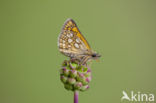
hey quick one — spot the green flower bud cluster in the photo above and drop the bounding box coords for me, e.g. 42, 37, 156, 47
60, 59, 92, 92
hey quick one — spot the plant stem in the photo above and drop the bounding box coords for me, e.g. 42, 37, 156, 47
74, 91, 79, 103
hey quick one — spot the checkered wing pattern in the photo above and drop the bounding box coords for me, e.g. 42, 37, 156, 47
58, 19, 91, 58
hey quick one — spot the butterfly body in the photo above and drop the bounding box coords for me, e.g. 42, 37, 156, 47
58, 19, 100, 65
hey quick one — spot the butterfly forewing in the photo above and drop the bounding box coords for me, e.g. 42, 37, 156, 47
58, 19, 91, 58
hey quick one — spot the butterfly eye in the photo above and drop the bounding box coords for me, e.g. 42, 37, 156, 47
92, 54, 97, 57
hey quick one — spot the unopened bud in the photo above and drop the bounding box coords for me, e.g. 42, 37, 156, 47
60, 75, 68, 83
62, 67, 70, 76
64, 84, 73, 91
74, 82, 83, 89
70, 69, 77, 78
67, 78, 76, 85
80, 85, 89, 91
86, 77, 92, 83
70, 62, 78, 69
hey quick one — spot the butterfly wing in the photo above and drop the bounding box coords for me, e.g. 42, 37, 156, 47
58, 18, 91, 58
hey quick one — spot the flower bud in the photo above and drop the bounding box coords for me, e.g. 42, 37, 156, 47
60, 59, 92, 92
60, 75, 68, 83
85, 68, 91, 77
76, 73, 86, 84
67, 78, 76, 85
80, 85, 89, 91
70, 62, 78, 69
64, 84, 73, 91
62, 67, 70, 76
70, 69, 77, 78
74, 82, 83, 89
86, 77, 92, 83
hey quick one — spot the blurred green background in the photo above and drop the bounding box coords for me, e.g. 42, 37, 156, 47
0, 0, 156, 103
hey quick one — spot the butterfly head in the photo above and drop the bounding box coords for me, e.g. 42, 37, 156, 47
90, 52, 101, 60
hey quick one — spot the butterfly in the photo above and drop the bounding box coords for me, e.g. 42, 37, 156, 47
58, 18, 101, 65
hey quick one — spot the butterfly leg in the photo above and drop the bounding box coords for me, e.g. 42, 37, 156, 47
81, 56, 90, 65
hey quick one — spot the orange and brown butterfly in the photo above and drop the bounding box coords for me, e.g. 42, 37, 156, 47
58, 18, 101, 65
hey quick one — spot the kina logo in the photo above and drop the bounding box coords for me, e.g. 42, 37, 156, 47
121, 90, 154, 102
